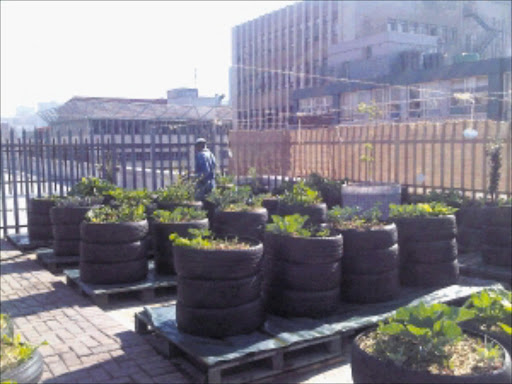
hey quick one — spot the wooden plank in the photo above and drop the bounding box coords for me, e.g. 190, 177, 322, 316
159, 127, 164, 189
131, 121, 137, 189
89, 123, 96, 178
121, 121, 127, 188
100, 121, 106, 180
461, 120, 466, 196
470, 120, 477, 199
151, 127, 157, 191
482, 120, 489, 198
450, 122, 456, 190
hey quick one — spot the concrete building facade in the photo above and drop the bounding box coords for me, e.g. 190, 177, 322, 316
230, 0, 511, 130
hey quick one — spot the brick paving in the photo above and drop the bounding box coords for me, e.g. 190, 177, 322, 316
0, 240, 191, 384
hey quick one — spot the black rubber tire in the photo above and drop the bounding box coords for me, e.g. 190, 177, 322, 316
153, 219, 209, 275
455, 207, 485, 229
342, 270, 400, 303
28, 213, 51, 226
80, 241, 145, 263
177, 274, 261, 309
351, 328, 512, 384
456, 227, 483, 253
52, 224, 81, 240
484, 206, 512, 228
53, 239, 80, 256
0, 349, 44, 384
278, 234, 343, 264
277, 202, 328, 225
340, 224, 397, 253
265, 287, 340, 318
50, 206, 92, 225
80, 258, 148, 285
262, 198, 279, 220
156, 201, 203, 211
266, 258, 341, 291
30, 198, 56, 214
28, 224, 53, 241
212, 209, 268, 241
482, 245, 512, 267
403, 239, 457, 264
176, 299, 265, 339
343, 244, 399, 275
484, 226, 512, 247
174, 241, 263, 280
80, 221, 149, 244
394, 216, 457, 243
400, 260, 459, 287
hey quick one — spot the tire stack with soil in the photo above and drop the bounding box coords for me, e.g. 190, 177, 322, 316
212, 208, 268, 241
174, 239, 265, 338
277, 202, 327, 225
50, 206, 92, 256
28, 198, 56, 242
80, 220, 149, 284
264, 232, 343, 318
339, 224, 400, 303
153, 217, 209, 275
262, 198, 279, 221
455, 207, 484, 254
395, 215, 459, 287
481, 206, 512, 267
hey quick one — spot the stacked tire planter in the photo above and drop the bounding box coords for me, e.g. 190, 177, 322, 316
28, 198, 56, 242
262, 197, 279, 221
481, 205, 512, 267
212, 208, 268, 241
80, 220, 149, 284
351, 327, 512, 384
338, 223, 400, 303
277, 202, 327, 225
264, 231, 343, 318
153, 217, 209, 275
395, 215, 459, 287
50, 206, 92, 256
174, 238, 265, 338
455, 206, 485, 253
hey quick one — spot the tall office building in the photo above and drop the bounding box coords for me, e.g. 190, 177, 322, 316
231, 1, 511, 130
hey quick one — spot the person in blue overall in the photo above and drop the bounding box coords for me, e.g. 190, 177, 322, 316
194, 138, 216, 201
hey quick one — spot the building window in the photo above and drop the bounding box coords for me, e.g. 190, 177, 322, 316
408, 86, 421, 118
411, 22, 419, 34
399, 21, 408, 33
365, 46, 373, 59
388, 19, 397, 32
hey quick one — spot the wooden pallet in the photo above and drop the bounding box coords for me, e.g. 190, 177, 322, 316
135, 310, 348, 384
134, 277, 504, 384
36, 249, 79, 274
6, 233, 51, 252
64, 262, 177, 307
459, 252, 511, 289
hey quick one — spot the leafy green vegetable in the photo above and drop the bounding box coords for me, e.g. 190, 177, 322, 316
328, 203, 383, 230
462, 288, 512, 335
280, 180, 322, 206
154, 177, 195, 203
55, 196, 103, 207
266, 214, 331, 238
169, 228, 250, 250
389, 202, 458, 218
207, 186, 263, 211
68, 177, 116, 198
85, 204, 146, 223
1, 332, 47, 373
107, 188, 152, 207
153, 207, 206, 223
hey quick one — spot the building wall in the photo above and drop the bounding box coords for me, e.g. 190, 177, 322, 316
231, 0, 511, 130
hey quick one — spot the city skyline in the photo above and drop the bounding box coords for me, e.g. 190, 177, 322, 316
1, 0, 296, 117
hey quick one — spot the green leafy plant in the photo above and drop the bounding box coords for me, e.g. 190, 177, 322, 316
389, 202, 458, 218
0, 314, 10, 333
169, 228, 250, 250
328, 203, 383, 230
1, 332, 47, 373
154, 177, 196, 203
360, 143, 375, 181
281, 180, 322, 206
68, 177, 116, 198
153, 207, 206, 223
55, 196, 102, 207
370, 302, 476, 372
462, 288, 512, 336
207, 186, 262, 211
305, 173, 348, 205
486, 138, 504, 203
85, 204, 146, 223
271, 179, 296, 196
215, 173, 235, 187
107, 188, 152, 207
266, 214, 331, 238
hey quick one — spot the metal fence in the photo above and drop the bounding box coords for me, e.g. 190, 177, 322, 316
0, 125, 229, 235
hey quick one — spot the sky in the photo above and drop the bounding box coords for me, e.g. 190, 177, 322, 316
1, 0, 296, 117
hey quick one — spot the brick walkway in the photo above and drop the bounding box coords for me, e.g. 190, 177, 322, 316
0, 240, 191, 384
